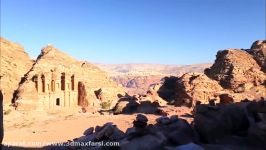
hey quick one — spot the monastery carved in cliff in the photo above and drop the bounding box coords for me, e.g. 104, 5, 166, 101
1, 37, 125, 110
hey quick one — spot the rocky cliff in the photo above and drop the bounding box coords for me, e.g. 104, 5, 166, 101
1, 37, 125, 110
157, 40, 266, 106
0, 37, 33, 104
205, 49, 265, 90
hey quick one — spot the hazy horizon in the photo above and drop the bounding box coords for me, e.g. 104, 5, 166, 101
1, 0, 265, 65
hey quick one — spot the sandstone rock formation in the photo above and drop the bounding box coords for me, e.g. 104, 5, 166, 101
157, 76, 179, 102
113, 97, 161, 115
9, 43, 125, 110
174, 73, 224, 107
205, 49, 265, 90
194, 100, 266, 149
0, 37, 33, 103
155, 40, 266, 106
113, 89, 167, 115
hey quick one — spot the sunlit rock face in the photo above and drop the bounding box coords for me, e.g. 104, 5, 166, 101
155, 40, 266, 106
0, 37, 33, 104
1, 37, 125, 110
174, 73, 224, 107
205, 49, 265, 90
203, 41, 266, 102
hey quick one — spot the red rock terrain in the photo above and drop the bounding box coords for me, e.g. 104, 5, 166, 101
111, 75, 164, 95
1, 38, 266, 150
44, 40, 266, 150
1, 37, 125, 110
153, 40, 266, 107
97, 64, 211, 95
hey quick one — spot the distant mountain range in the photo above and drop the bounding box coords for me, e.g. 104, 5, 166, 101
96, 63, 212, 95
96, 63, 212, 76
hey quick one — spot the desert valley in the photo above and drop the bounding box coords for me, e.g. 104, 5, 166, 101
0, 37, 266, 149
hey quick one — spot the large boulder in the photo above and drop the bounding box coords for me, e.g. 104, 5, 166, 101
174, 73, 224, 107
113, 99, 139, 114
113, 93, 164, 115
246, 100, 266, 149
157, 76, 179, 102
146, 84, 168, 106
205, 49, 265, 90
194, 104, 250, 143
120, 132, 167, 150
136, 101, 160, 114
94, 122, 125, 141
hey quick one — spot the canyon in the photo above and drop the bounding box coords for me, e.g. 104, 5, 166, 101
97, 63, 211, 95
0, 37, 266, 150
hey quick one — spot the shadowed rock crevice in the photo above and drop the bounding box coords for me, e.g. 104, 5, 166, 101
78, 82, 88, 108
248, 40, 266, 72
157, 76, 178, 101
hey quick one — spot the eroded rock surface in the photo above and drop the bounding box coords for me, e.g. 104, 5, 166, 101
174, 73, 224, 106
205, 49, 265, 90
11, 44, 125, 110
0, 37, 33, 103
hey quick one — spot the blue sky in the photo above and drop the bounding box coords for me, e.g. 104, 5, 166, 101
1, 0, 265, 64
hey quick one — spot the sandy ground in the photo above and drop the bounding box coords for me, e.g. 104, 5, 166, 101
2, 106, 193, 148
2, 108, 159, 147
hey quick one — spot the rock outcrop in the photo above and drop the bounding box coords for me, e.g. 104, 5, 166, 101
0, 37, 33, 103
154, 40, 266, 106
113, 87, 167, 115
157, 76, 179, 102
174, 73, 224, 106
10, 43, 125, 110
248, 40, 266, 71
194, 100, 266, 149
205, 49, 265, 90
113, 96, 163, 115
